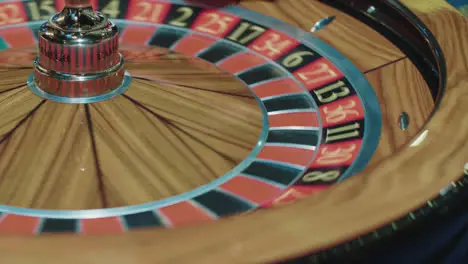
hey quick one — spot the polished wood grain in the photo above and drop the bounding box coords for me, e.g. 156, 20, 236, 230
240, 0, 404, 72
408, 2, 468, 91
0, 102, 101, 209
0, 48, 36, 68
240, 1, 434, 166
0, 0, 466, 263
366, 58, 434, 165
0, 87, 43, 137
123, 47, 257, 98
0, 47, 263, 209
1, 68, 467, 264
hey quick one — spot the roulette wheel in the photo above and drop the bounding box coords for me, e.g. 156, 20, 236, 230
0, 0, 465, 263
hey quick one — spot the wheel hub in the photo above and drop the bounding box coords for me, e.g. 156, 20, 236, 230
28, 0, 128, 102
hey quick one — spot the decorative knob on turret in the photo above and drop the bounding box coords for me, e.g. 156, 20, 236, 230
32, 0, 125, 99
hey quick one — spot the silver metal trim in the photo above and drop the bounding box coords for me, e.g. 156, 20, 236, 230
33, 54, 124, 81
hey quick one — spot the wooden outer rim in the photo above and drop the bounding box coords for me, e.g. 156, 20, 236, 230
1, 0, 467, 263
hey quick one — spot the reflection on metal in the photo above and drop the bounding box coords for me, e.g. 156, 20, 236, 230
439, 182, 456, 196
399, 112, 410, 130
409, 130, 428, 147
311, 16, 336, 32
367, 6, 376, 14
30, 2, 125, 102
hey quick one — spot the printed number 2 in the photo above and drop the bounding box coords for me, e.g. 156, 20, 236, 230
169, 7, 193, 27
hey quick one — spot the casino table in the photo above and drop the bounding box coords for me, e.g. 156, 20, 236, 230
0, 0, 466, 263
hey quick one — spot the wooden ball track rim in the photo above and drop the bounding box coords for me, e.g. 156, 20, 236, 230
299, 0, 452, 261
1, 0, 467, 263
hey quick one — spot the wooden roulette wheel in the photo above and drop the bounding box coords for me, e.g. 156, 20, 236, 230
0, 0, 465, 262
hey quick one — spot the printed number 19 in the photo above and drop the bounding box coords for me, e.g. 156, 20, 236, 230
102, 0, 120, 18
26, 1, 55, 20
